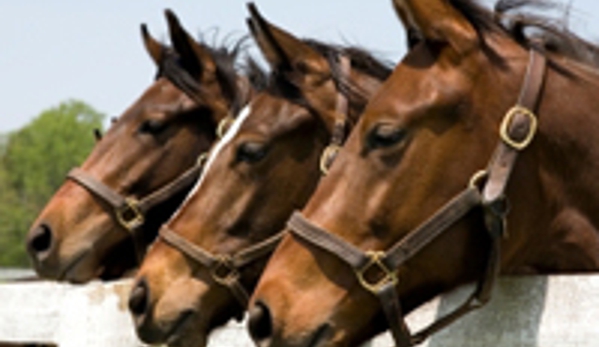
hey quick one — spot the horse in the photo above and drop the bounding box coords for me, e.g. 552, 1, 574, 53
25, 9, 257, 283
126, 4, 392, 347
247, 0, 599, 346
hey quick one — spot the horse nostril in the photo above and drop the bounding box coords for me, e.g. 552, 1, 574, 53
248, 301, 274, 345
129, 278, 150, 317
27, 223, 54, 257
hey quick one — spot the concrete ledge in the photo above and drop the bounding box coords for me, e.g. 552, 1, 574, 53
0, 275, 598, 346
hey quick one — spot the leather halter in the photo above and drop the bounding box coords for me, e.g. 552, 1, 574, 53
288, 49, 547, 347
65, 53, 224, 263
157, 54, 354, 311
160, 226, 285, 310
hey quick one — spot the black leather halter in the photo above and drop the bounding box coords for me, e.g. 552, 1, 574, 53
288, 49, 547, 346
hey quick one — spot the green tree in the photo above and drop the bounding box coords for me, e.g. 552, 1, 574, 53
0, 100, 104, 267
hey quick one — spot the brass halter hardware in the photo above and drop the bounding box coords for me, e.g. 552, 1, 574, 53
500, 106, 538, 150
355, 251, 398, 293
469, 170, 488, 190
115, 198, 145, 232
197, 152, 208, 166
320, 145, 341, 176
217, 116, 235, 138
210, 255, 241, 286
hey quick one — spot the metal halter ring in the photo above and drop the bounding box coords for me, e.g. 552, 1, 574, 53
355, 251, 398, 294
500, 106, 538, 150
115, 197, 144, 231
217, 116, 235, 139
197, 152, 208, 166
469, 170, 488, 190
319, 145, 341, 176
211, 255, 240, 286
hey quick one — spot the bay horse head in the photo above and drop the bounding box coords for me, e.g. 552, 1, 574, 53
248, 0, 599, 346
127, 4, 391, 347
26, 10, 253, 282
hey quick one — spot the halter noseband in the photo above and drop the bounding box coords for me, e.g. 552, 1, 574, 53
157, 54, 354, 310
288, 49, 547, 347
65, 53, 227, 264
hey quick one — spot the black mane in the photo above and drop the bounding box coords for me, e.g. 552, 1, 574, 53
157, 34, 267, 117
265, 39, 393, 126
451, 0, 599, 65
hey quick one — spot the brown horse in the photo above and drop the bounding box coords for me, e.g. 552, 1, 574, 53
127, 4, 391, 347
26, 10, 255, 283
248, 0, 599, 346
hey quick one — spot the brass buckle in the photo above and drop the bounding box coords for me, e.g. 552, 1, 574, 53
469, 170, 488, 190
217, 116, 234, 139
211, 255, 240, 286
500, 106, 538, 150
116, 198, 144, 231
197, 152, 208, 166
319, 145, 341, 176
355, 251, 398, 293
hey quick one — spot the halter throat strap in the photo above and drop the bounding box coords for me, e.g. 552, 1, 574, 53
288, 49, 547, 347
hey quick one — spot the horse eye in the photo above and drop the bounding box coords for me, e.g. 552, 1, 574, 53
138, 119, 167, 135
407, 28, 424, 50
236, 142, 268, 163
368, 125, 406, 149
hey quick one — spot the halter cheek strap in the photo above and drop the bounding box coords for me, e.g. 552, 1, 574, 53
288, 49, 547, 347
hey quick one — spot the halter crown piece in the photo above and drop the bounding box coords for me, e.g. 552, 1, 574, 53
289, 49, 547, 347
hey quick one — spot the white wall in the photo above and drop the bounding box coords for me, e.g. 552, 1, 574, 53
0, 276, 598, 347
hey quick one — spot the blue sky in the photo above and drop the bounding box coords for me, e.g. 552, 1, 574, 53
1, 0, 598, 133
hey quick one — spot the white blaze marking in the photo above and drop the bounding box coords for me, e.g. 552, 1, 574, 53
168, 105, 253, 221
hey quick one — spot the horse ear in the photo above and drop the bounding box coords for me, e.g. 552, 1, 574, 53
392, 0, 477, 53
246, 3, 328, 77
141, 24, 163, 66
164, 9, 217, 80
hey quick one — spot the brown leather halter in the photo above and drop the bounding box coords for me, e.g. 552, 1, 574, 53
66, 51, 225, 263
157, 54, 353, 311
288, 49, 547, 347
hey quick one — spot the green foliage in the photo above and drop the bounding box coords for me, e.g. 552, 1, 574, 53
0, 100, 104, 267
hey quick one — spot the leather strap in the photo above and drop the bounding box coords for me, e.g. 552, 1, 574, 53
136, 161, 205, 215
484, 51, 546, 202
159, 226, 285, 309
66, 155, 207, 263
286, 49, 547, 347
67, 168, 128, 212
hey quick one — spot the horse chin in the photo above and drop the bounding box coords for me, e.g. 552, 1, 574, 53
164, 311, 208, 347
57, 248, 102, 283
301, 323, 335, 347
